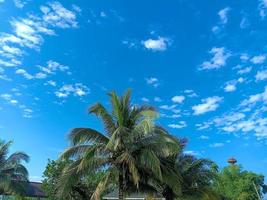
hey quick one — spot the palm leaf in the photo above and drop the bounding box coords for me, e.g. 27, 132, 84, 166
69, 128, 109, 145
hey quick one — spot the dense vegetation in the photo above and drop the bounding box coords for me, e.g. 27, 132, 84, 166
1, 90, 266, 200
0, 140, 29, 198
41, 90, 266, 200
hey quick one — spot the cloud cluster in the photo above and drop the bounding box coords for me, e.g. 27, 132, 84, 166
197, 87, 267, 141
0, 1, 80, 72
55, 83, 90, 98
199, 47, 230, 70
145, 77, 159, 88
192, 96, 223, 115
15, 60, 70, 80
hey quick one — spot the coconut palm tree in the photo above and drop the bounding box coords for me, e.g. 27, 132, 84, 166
58, 90, 180, 200
133, 150, 218, 200
174, 154, 218, 200
0, 140, 29, 195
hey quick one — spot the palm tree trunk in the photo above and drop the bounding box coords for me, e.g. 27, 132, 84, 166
162, 187, 173, 200
118, 171, 124, 200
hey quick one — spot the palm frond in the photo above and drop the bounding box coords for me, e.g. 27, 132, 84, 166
139, 149, 162, 181
109, 91, 124, 126
69, 128, 109, 145
89, 103, 116, 134
90, 170, 113, 200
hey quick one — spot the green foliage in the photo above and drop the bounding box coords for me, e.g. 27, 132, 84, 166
213, 164, 266, 200
58, 89, 181, 200
0, 140, 29, 196
42, 159, 106, 200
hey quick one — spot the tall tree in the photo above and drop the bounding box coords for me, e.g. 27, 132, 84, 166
58, 90, 180, 200
0, 140, 29, 196
134, 149, 219, 200
212, 164, 266, 200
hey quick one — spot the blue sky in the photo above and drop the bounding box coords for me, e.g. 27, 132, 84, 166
0, 0, 267, 182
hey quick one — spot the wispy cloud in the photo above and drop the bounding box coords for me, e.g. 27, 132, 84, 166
259, 0, 267, 18
212, 7, 230, 34
13, 0, 30, 8
192, 96, 223, 115
218, 7, 230, 24
168, 121, 187, 129
210, 142, 224, 148
199, 135, 209, 140
145, 77, 159, 88
255, 70, 267, 81
40, 2, 80, 28
0, 1, 80, 72
199, 47, 230, 70
15, 60, 70, 80
237, 66, 252, 74
141, 97, 149, 102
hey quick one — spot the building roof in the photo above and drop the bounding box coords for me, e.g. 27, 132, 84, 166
103, 189, 164, 200
24, 182, 46, 198
3, 182, 46, 198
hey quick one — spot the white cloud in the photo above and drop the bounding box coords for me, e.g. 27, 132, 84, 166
211, 26, 220, 34
0, 58, 21, 67
0, 93, 18, 105
196, 122, 211, 130
168, 121, 187, 129
251, 55, 266, 64
13, 0, 29, 8
39, 60, 69, 74
171, 95, 185, 103
224, 82, 236, 92
55, 83, 89, 98
100, 11, 107, 18
141, 97, 149, 102
159, 104, 180, 114
237, 66, 252, 74
41, 2, 79, 28
145, 77, 159, 88
46, 80, 56, 86
15, 69, 34, 79
154, 97, 162, 102
192, 96, 223, 115
223, 78, 244, 92
184, 89, 197, 97
142, 37, 170, 51
218, 7, 230, 24
0, 2, 79, 70
210, 143, 224, 148
23, 108, 33, 118
199, 135, 209, 140
184, 150, 200, 156
199, 47, 230, 70
240, 54, 250, 61
2, 45, 22, 56
256, 70, 267, 81
15, 61, 69, 80
259, 0, 267, 18
240, 17, 249, 29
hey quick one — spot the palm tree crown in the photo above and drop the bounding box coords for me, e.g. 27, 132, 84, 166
58, 90, 180, 200
0, 140, 29, 195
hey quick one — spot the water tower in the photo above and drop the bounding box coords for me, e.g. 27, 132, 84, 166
227, 157, 237, 165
